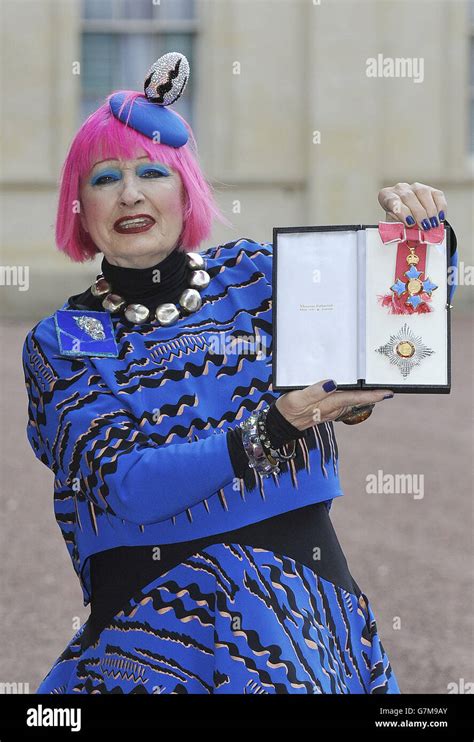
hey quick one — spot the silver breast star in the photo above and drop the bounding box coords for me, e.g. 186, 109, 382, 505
376, 322, 434, 378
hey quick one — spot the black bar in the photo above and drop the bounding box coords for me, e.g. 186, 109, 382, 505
0, 692, 472, 736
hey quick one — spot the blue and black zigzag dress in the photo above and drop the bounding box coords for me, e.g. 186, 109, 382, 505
21, 235, 432, 695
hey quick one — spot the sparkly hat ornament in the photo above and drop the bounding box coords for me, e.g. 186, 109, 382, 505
109, 52, 190, 147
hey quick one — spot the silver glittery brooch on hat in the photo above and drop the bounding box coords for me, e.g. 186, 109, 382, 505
144, 52, 190, 105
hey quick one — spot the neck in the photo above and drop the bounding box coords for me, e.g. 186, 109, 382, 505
100, 247, 189, 306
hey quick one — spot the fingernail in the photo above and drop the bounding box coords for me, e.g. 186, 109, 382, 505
406, 216, 415, 225
383, 393, 394, 399
438, 210, 445, 221
421, 219, 431, 230
323, 380, 337, 392
430, 216, 439, 228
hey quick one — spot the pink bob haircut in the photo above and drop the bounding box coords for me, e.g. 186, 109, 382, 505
55, 90, 232, 262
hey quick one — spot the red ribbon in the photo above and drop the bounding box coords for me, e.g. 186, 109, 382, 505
377, 222, 444, 314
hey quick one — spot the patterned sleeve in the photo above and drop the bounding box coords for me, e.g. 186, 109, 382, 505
22, 319, 237, 526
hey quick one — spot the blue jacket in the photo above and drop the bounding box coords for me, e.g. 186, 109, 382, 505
22, 239, 343, 607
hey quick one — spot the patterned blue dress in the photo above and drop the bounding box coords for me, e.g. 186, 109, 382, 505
22, 235, 443, 695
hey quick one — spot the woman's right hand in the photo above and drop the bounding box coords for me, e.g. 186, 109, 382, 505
275, 379, 394, 431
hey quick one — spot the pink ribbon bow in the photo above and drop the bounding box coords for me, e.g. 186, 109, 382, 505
378, 221, 444, 245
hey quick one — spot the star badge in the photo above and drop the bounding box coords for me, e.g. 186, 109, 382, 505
376, 323, 435, 378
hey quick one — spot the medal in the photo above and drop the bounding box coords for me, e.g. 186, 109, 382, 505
376, 323, 434, 378
390, 243, 438, 310
377, 222, 444, 315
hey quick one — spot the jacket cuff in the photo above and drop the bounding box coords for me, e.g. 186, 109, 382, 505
265, 401, 305, 449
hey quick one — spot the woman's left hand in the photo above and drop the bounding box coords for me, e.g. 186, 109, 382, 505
378, 182, 447, 230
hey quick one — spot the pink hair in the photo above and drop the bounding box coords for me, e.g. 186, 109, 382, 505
55, 90, 232, 262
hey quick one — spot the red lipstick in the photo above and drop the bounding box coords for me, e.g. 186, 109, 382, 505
114, 214, 156, 234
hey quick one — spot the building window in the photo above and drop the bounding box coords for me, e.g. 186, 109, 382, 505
80, 0, 196, 128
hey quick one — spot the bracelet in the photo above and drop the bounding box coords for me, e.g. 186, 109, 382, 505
257, 406, 297, 463
240, 410, 280, 477
238, 406, 297, 477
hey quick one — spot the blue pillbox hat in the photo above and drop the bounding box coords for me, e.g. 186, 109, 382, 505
109, 52, 190, 148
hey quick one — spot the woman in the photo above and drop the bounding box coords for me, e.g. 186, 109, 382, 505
22, 53, 457, 695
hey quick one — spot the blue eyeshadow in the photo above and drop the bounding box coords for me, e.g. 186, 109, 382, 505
136, 164, 170, 176
90, 163, 171, 185
90, 169, 121, 185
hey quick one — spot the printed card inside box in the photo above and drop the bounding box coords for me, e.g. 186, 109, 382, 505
272, 223, 451, 393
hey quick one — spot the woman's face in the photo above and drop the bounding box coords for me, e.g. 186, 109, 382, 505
79, 151, 185, 269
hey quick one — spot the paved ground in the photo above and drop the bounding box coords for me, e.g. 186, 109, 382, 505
1, 312, 472, 694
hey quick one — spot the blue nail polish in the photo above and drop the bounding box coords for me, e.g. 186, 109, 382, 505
422, 219, 431, 230
406, 216, 415, 225
430, 216, 439, 228
383, 393, 394, 399
323, 380, 337, 392
438, 210, 445, 221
